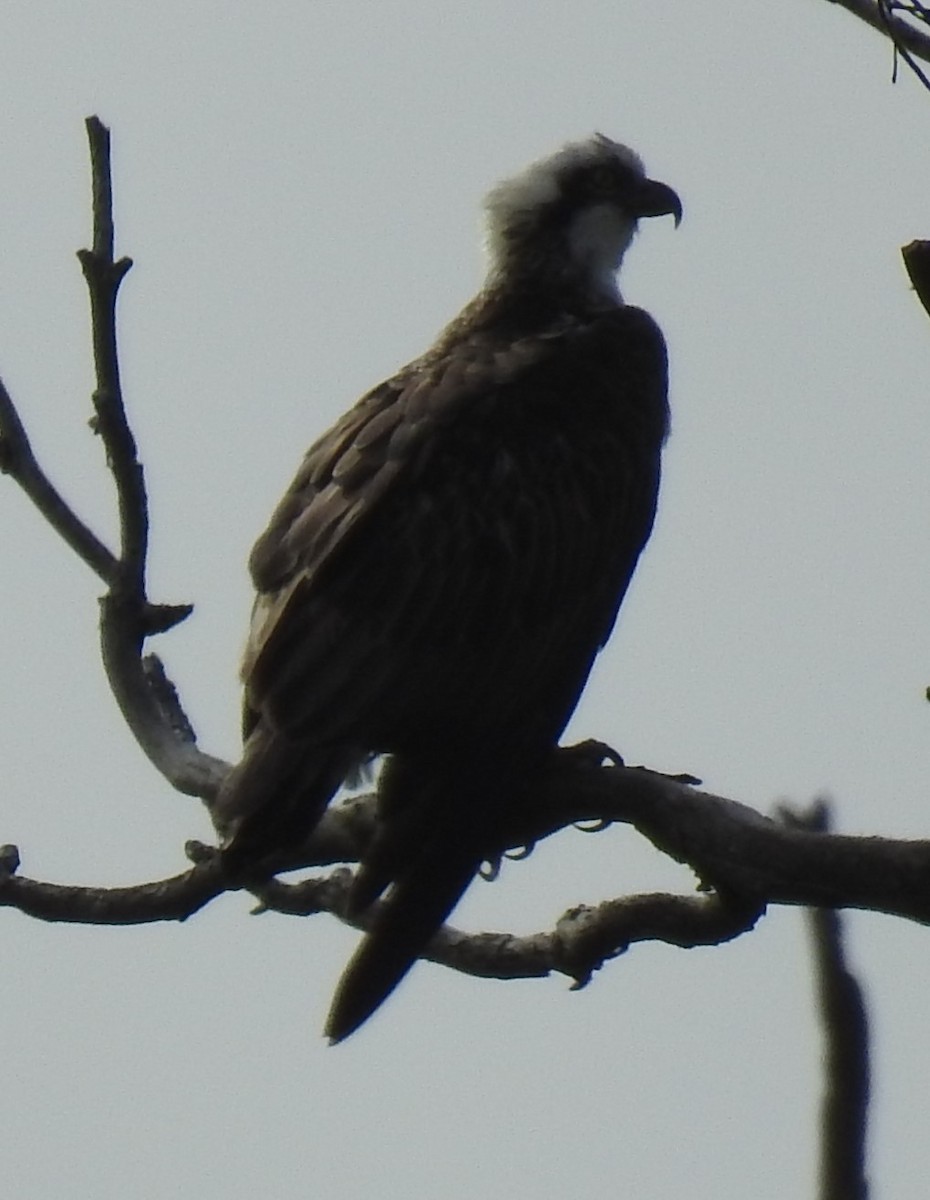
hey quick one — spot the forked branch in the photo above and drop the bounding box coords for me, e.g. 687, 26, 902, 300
0, 117, 227, 801
825, 0, 930, 79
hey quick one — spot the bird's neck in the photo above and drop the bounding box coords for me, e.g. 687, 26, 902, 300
447, 266, 622, 343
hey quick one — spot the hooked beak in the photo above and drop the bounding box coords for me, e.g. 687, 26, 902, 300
630, 177, 683, 227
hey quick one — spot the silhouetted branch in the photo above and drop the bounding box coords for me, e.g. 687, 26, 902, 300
75, 117, 228, 800
783, 801, 871, 1200
0, 116, 227, 802
825, 0, 930, 71
0, 844, 226, 924
538, 763, 930, 924
1, 757, 928, 1005
77, 117, 146, 588
250, 869, 764, 985
195, 757, 930, 925
0, 378, 118, 581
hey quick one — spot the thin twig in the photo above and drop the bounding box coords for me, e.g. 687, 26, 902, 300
76, 117, 147, 591
0, 378, 119, 582
878, 0, 930, 88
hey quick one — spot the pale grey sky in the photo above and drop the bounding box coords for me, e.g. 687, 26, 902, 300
1, 3, 929, 1197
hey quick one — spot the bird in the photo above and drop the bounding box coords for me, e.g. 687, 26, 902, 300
212, 133, 681, 1043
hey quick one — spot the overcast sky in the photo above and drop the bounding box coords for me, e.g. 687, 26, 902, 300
1, 3, 929, 1198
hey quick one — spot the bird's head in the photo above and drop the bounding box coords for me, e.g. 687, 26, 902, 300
483, 134, 681, 300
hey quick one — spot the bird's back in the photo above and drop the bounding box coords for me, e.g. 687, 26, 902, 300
244, 303, 668, 762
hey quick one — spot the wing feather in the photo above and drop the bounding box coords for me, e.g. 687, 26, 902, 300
244, 306, 668, 753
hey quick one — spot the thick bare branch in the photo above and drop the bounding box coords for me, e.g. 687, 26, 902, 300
784, 801, 871, 1200
211, 758, 930, 929
811, 905, 871, 1200
534, 763, 930, 924
97, 589, 229, 799
2, 758, 928, 1000
0, 831, 760, 987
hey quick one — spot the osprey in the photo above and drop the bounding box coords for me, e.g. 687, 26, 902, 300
214, 134, 681, 1043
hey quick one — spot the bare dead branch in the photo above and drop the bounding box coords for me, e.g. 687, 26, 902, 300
825, 0, 930, 68
811, 905, 871, 1200
0, 378, 119, 581
67, 116, 228, 801
783, 801, 871, 1200
880, 0, 930, 88
536, 763, 930, 925
1, 755, 928, 1008
0, 117, 225, 801
0, 845, 226, 924
77, 117, 146, 590
97, 587, 229, 800
249, 870, 764, 985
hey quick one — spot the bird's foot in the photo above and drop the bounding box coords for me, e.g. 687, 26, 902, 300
554, 738, 625, 770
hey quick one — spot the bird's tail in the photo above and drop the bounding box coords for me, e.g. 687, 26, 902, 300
324, 758, 498, 1044
325, 848, 479, 1044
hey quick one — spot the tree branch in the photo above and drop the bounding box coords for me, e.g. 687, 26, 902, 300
824, 0, 930, 68
0, 844, 227, 924
533, 762, 930, 924
1, 118, 226, 801
0, 377, 119, 581
1, 759, 928, 999
77, 117, 147, 592
71, 117, 228, 799
783, 801, 871, 1200
811, 908, 871, 1200
249, 868, 764, 986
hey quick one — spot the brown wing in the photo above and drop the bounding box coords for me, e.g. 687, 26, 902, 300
243, 305, 668, 756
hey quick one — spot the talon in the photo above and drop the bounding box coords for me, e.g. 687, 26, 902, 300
573, 818, 612, 833
480, 857, 502, 881
504, 841, 536, 861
